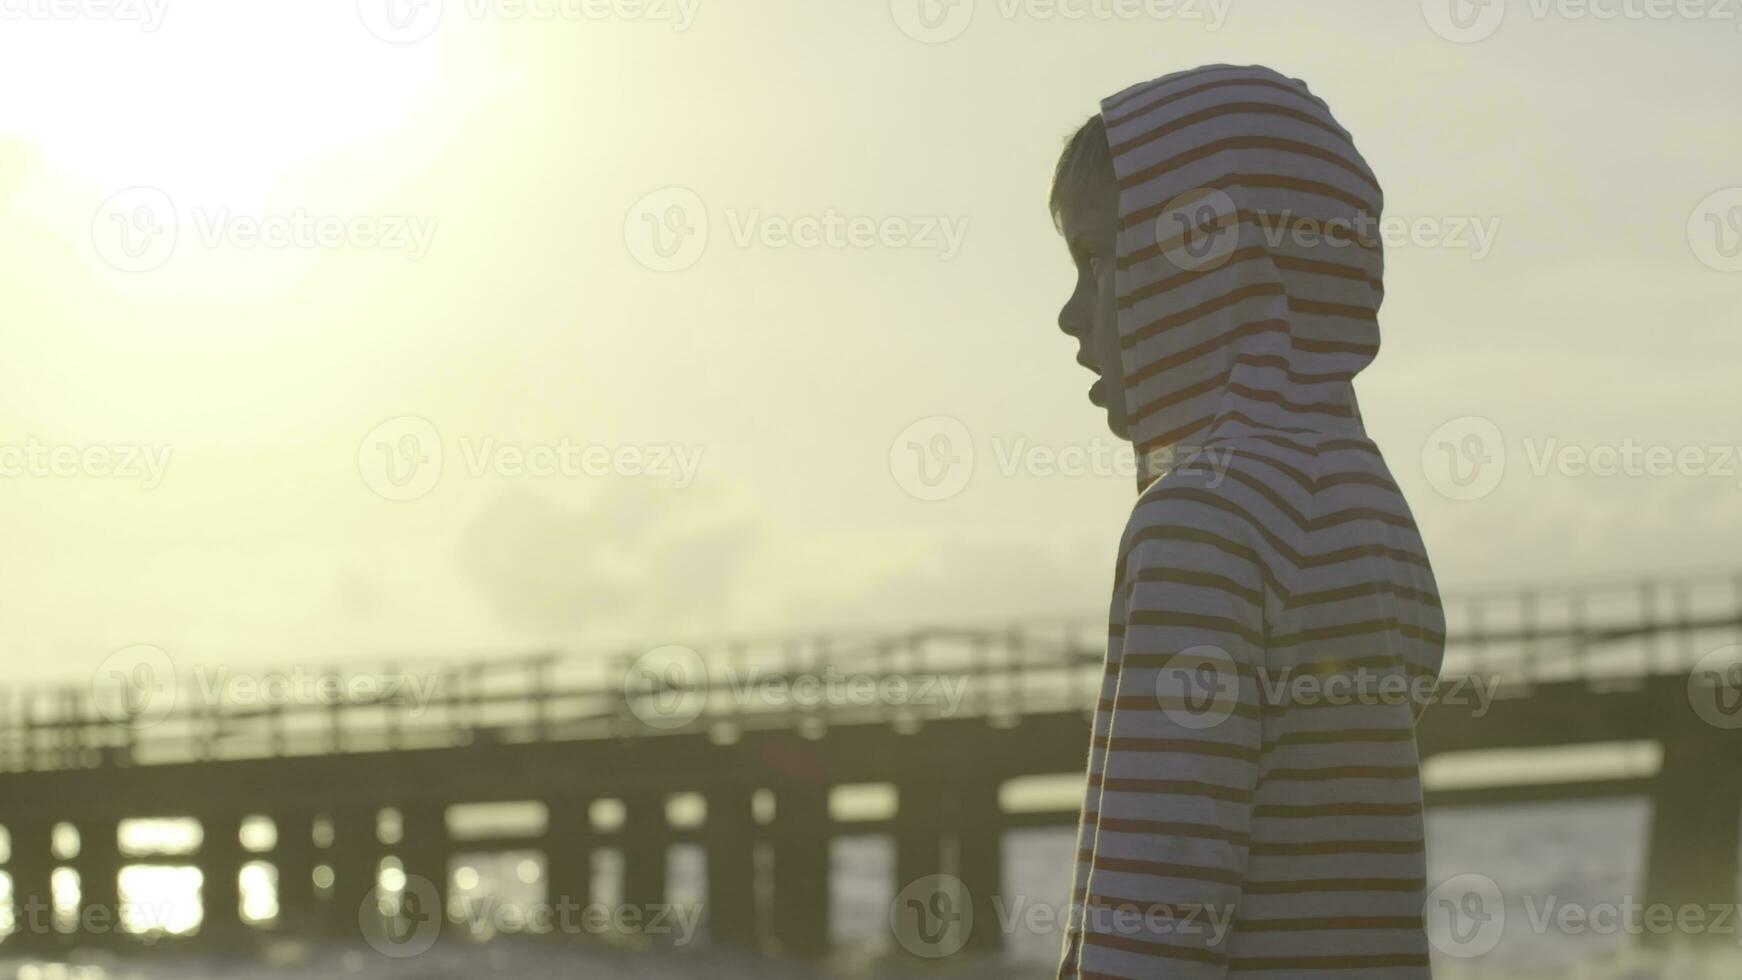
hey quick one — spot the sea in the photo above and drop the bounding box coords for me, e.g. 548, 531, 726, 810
5, 800, 1742, 979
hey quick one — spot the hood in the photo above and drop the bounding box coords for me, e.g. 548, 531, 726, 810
1098, 64, 1385, 491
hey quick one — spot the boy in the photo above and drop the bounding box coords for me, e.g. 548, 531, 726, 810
1050, 64, 1445, 978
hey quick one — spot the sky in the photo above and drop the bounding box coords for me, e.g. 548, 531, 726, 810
1, 0, 1739, 687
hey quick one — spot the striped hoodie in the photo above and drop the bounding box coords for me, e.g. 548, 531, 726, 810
1059, 65, 1447, 978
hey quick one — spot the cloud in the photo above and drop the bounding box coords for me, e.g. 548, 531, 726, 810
456, 483, 760, 638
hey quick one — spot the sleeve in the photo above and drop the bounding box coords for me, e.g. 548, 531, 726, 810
1068, 501, 1270, 978
1058, 604, 1126, 977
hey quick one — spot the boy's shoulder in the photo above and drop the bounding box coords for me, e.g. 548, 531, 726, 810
1117, 453, 1267, 563
1114, 454, 1286, 617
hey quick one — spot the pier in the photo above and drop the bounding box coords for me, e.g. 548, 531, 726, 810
1, 572, 1739, 957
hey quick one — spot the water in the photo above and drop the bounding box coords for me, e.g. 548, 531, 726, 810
6, 801, 1742, 978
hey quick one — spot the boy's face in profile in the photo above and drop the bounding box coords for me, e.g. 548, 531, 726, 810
1056, 166, 1129, 441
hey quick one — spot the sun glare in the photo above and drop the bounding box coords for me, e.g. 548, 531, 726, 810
0, 5, 444, 202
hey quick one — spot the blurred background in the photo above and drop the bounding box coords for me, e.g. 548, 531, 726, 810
0, 0, 1739, 977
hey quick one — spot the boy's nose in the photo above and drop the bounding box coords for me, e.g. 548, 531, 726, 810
1058, 301, 1087, 339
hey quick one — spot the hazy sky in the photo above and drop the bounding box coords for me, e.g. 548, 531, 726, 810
2, 0, 1739, 686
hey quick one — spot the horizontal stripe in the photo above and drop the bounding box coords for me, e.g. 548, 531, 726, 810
1243, 876, 1427, 895
1104, 70, 1330, 127
1092, 854, 1246, 884
1235, 915, 1424, 931
1110, 104, 1356, 169
1088, 817, 1252, 845
1120, 172, 1380, 231
1119, 134, 1383, 198
1093, 776, 1254, 802
1247, 839, 1424, 857
1228, 952, 1431, 970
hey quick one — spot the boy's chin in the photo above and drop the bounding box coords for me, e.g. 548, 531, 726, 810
1104, 409, 1131, 442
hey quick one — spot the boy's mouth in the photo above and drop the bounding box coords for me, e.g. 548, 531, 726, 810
1089, 378, 1107, 407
